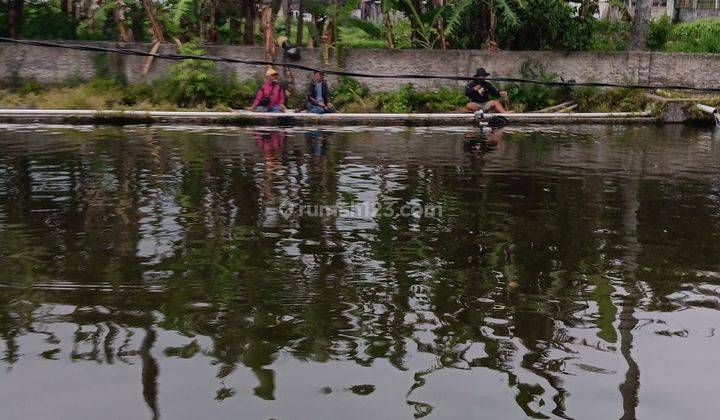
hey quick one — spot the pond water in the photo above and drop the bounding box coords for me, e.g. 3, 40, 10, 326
0, 124, 719, 419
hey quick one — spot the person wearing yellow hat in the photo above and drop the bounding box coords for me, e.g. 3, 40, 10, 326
251, 67, 286, 112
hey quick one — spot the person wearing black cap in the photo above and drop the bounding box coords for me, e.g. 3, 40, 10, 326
466, 68, 508, 113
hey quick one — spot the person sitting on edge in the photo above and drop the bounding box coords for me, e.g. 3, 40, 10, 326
466, 67, 508, 113
251, 67, 286, 112
307, 71, 335, 114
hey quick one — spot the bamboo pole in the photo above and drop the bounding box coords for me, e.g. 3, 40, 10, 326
536, 101, 575, 113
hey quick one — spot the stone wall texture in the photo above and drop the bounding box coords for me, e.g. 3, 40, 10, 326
1, 41, 719, 92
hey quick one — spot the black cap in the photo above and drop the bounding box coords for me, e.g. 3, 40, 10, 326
474, 67, 490, 77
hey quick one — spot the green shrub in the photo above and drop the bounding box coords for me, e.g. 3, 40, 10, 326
119, 82, 156, 106
377, 84, 414, 113
331, 79, 464, 113
232, 78, 263, 109
159, 40, 226, 107
22, 3, 77, 39
13, 79, 48, 95
573, 87, 649, 112
331, 77, 371, 109
505, 61, 571, 111
666, 20, 720, 53
588, 19, 630, 51
286, 88, 308, 110
647, 15, 672, 50
410, 87, 466, 112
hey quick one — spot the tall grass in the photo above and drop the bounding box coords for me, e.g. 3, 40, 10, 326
665, 20, 720, 54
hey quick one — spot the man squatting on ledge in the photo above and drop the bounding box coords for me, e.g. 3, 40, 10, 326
466, 67, 508, 113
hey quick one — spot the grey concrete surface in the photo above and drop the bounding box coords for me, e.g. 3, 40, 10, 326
1, 42, 719, 92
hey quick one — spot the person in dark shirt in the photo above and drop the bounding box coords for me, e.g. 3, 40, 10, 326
466, 67, 508, 113
307, 71, 335, 114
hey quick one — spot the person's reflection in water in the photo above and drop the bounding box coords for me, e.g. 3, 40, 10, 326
463, 127, 503, 166
305, 130, 331, 191
254, 130, 286, 161
254, 130, 287, 204
306, 130, 328, 158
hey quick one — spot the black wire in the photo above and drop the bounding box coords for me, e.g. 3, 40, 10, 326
2, 36, 720, 93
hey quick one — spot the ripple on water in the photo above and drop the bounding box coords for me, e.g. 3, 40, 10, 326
1, 125, 720, 419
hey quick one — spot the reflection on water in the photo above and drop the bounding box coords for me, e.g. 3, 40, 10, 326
1, 125, 719, 419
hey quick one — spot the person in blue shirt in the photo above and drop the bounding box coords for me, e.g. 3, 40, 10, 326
307, 71, 335, 114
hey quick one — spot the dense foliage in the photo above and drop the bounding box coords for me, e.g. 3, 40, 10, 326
0, 1, 712, 114
664, 20, 720, 54
496, 0, 594, 51
1, 0, 710, 54
646, 15, 671, 50
159, 41, 231, 107
330, 77, 466, 113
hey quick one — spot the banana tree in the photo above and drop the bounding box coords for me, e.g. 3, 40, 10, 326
436, 0, 446, 49
352, 0, 400, 49
304, 0, 361, 63
394, 0, 445, 49
381, 0, 396, 48
356, 0, 457, 49
77, 0, 130, 40
443, 0, 523, 48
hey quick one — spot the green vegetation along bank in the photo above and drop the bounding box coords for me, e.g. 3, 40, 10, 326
4, 1, 720, 54
3, 43, 716, 119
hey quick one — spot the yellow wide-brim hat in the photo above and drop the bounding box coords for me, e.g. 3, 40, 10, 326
266, 67, 278, 76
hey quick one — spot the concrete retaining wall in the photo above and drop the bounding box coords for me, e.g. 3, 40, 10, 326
1, 41, 719, 91
678, 8, 720, 22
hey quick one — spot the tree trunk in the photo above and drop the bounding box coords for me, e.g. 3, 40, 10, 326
244, 0, 256, 45
61, 0, 71, 14
436, 0, 446, 50
628, 0, 651, 50
140, 0, 165, 76
141, 0, 165, 43
283, 0, 292, 38
8, 0, 24, 38
322, 19, 333, 65
209, 0, 219, 43
115, 0, 135, 42
321, 1, 339, 65
476, 1, 492, 47
230, 16, 240, 42
383, 12, 394, 49
296, 0, 304, 46
130, 2, 145, 41
308, 12, 318, 48
410, 0, 422, 44
260, 2, 276, 62
489, 6, 497, 41
331, 0, 339, 43
87, 0, 100, 34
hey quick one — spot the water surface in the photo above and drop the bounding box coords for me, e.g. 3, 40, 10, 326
1, 124, 719, 419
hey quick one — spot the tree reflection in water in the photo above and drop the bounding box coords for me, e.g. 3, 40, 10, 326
1, 125, 720, 419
